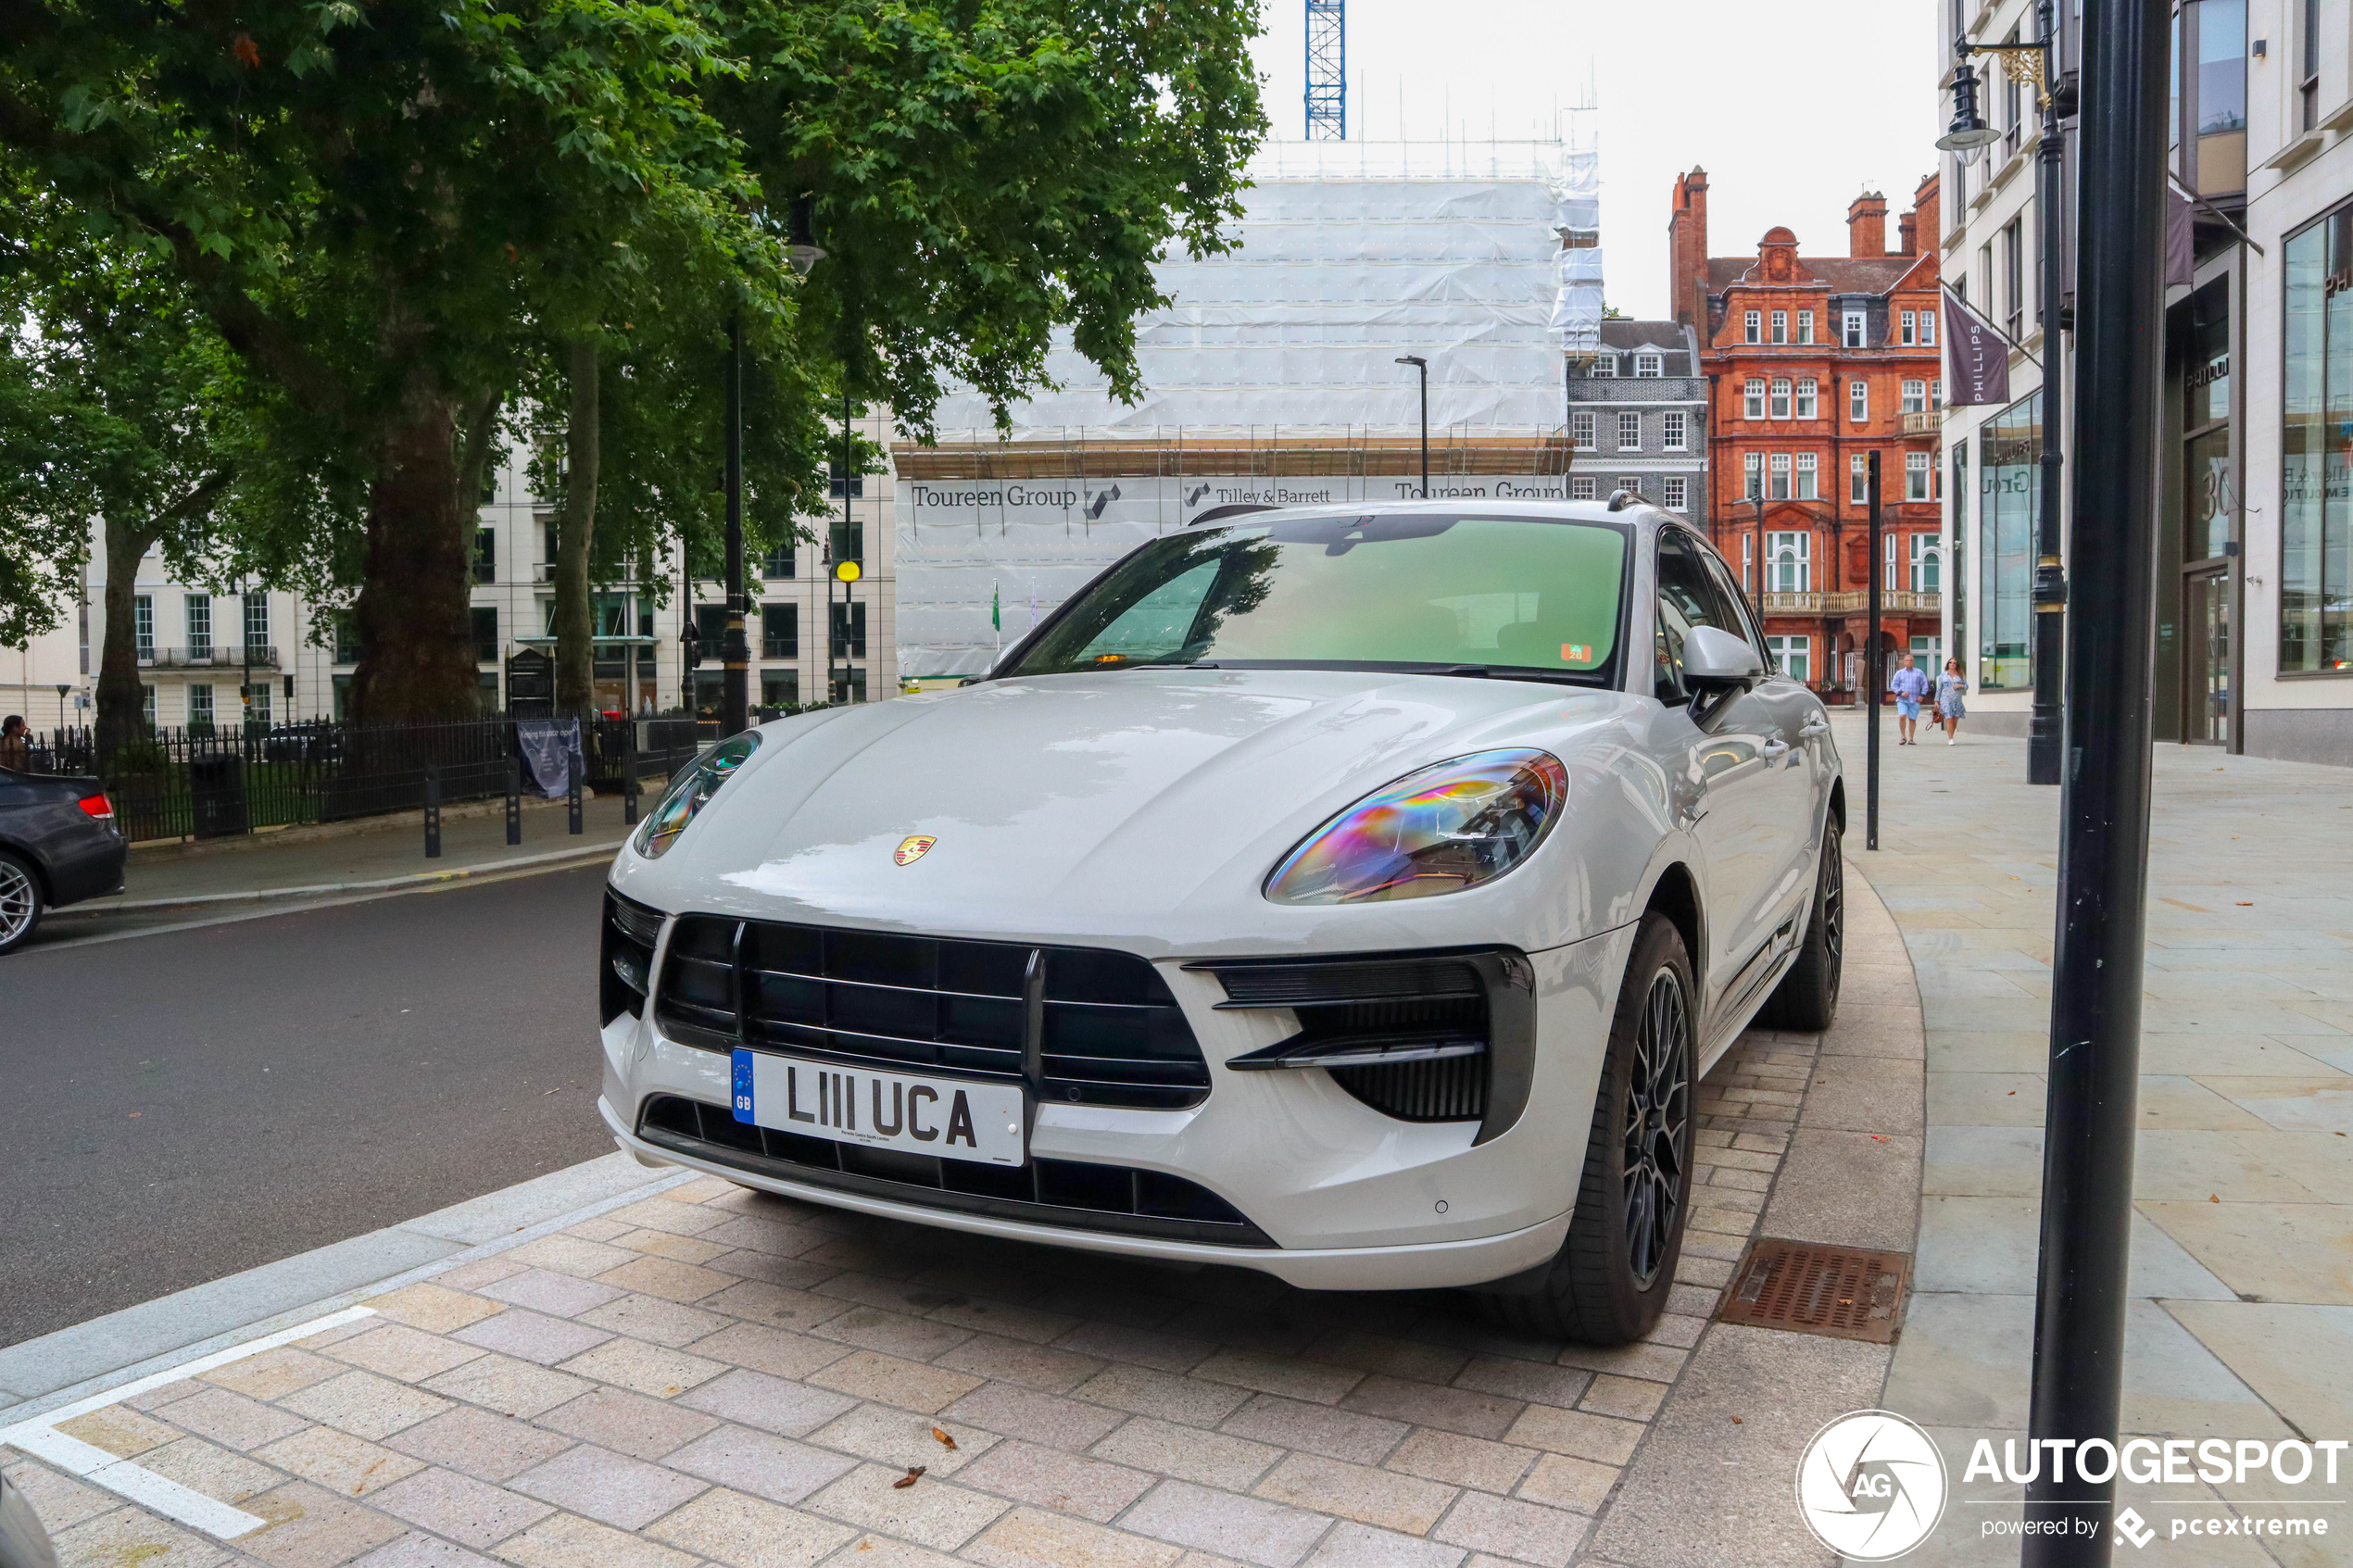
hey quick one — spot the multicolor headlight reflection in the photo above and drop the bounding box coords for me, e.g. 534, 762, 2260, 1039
635, 731, 762, 859
1265, 749, 1570, 905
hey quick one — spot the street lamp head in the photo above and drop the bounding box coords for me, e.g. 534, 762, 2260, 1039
1394, 356, 1427, 369
786, 194, 826, 277
1936, 62, 2003, 150
835, 559, 862, 584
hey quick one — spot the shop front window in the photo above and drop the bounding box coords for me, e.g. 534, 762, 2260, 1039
1980, 392, 2040, 688
2283, 207, 2353, 671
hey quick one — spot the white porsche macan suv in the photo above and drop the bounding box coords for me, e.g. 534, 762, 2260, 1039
598, 500, 1843, 1343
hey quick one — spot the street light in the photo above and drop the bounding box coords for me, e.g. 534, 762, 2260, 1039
55, 684, 69, 734
1940, 19, 2070, 787
1394, 356, 1429, 498
833, 558, 861, 705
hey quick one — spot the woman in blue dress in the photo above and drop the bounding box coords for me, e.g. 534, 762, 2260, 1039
1935, 658, 1968, 745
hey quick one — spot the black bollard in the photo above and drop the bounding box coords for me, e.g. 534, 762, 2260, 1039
567, 747, 584, 835
505, 754, 522, 847
623, 721, 640, 827
423, 760, 442, 859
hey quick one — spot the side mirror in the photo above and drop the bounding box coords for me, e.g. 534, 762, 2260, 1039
1681, 624, 1765, 690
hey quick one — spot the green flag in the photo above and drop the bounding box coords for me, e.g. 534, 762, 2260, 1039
991, 583, 1000, 631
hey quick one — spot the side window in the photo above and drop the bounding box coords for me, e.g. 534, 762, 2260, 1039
1699, 548, 1769, 667
1655, 532, 1743, 702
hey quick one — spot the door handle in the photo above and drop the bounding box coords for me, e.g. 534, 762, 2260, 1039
1798, 716, 1830, 737
1762, 738, 1792, 760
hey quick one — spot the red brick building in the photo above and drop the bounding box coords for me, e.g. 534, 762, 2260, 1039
1669, 169, 1944, 696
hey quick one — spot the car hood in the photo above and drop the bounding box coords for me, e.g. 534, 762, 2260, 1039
612, 669, 1653, 956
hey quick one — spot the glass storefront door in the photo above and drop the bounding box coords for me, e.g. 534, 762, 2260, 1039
2184, 567, 2233, 744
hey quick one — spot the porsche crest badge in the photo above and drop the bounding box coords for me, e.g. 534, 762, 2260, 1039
894, 835, 937, 867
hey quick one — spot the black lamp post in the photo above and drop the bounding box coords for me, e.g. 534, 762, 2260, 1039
1394, 356, 1429, 498
1940, 18, 2070, 787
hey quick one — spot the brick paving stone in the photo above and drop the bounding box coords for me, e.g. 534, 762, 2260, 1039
418, 1354, 594, 1419
1088, 1417, 1281, 1492
1497, 1406, 1644, 1467
2, 1458, 118, 1531
436, 1258, 528, 1292
384, 1405, 581, 1481
964, 1506, 1185, 1568
932, 1333, 1106, 1394
503, 1235, 638, 1280
297, 1321, 379, 1352
662, 1424, 858, 1505
702, 1248, 846, 1289
154, 1386, 313, 1451
938, 1383, 1126, 1452
801, 1461, 1012, 1550
1446, 1357, 1591, 1411
678, 1367, 861, 1436
325, 1325, 487, 1384
811, 1305, 975, 1361
610, 1228, 733, 1265
1068, 1365, 1251, 1427
1160, 1309, 1323, 1358
645, 1486, 859, 1568
952, 1438, 1154, 1523
55, 1405, 180, 1457
1298, 1521, 1467, 1568
238, 1480, 409, 1568
1336, 1376, 1519, 1441
1430, 1492, 1590, 1567
1298, 1334, 1469, 1386
494, 1512, 698, 1568
48, 1505, 231, 1568
928, 1298, 1083, 1346
606, 1196, 732, 1236
371, 1466, 556, 1548
564, 1217, 633, 1242
808, 1350, 984, 1415
278, 1372, 454, 1440
1051, 1323, 1214, 1374
120, 1376, 210, 1411
253, 1427, 428, 1498
475, 1270, 626, 1320
1380, 1429, 1536, 1494
347, 1532, 502, 1567
573, 1292, 730, 1348
139, 1436, 285, 1504
1513, 1452, 1618, 1514
551, 1337, 724, 1399
702, 1279, 853, 1333
365, 1286, 505, 1335
802, 1404, 998, 1477
1575, 1375, 1667, 1423
451, 1311, 612, 1367
206, 1348, 347, 1402
1119, 1478, 1334, 1568
685, 1322, 854, 1380
535, 1386, 718, 1461
510, 1443, 709, 1529
697, 1214, 824, 1257
1252, 1453, 1454, 1536
593, 1255, 737, 1304
1218, 1396, 1408, 1467
1191, 1350, 1362, 1406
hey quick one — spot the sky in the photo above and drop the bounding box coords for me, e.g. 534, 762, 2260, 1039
1242, 0, 1944, 322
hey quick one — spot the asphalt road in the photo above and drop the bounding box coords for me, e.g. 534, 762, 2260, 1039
0, 864, 617, 1347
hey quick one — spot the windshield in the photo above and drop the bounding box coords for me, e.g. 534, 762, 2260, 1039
1005, 514, 1629, 682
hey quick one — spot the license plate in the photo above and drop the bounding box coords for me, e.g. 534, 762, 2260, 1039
731, 1049, 1026, 1167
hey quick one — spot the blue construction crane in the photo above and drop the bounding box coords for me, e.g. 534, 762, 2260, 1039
1305, 0, 1344, 139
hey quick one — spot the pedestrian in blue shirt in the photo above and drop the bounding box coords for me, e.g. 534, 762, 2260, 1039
1889, 652, 1932, 746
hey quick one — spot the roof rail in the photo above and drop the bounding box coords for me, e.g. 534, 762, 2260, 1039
1606, 488, 1642, 512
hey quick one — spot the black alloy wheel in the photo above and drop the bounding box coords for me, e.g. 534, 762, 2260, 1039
1623, 968, 1692, 1290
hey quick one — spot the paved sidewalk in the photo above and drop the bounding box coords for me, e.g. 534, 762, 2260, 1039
1847, 715, 2353, 1565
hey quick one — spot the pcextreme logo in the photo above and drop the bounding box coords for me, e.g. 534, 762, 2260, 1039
1794, 1411, 1949, 1561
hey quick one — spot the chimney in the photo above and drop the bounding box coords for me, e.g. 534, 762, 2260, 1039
1897, 210, 1919, 257
1847, 191, 1888, 259
1670, 167, 1710, 330
1908, 172, 1941, 262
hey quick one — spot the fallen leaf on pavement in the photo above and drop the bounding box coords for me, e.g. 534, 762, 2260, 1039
893, 1467, 925, 1489
930, 1427, 958, 1450
2209, 1195, 2220, 1203
1730, 1415, 1743, 1424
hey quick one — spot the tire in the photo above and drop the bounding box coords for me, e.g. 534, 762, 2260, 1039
1474, 912, 1696, 1344
0, 851, 44, 957
1756, 815, 1843, 1033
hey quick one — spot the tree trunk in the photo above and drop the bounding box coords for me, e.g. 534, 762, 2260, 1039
350, 371, 482, 722
554, 341, 600, 720
96, 512, 159, 755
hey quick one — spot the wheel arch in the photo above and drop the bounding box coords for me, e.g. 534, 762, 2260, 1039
0, 836, 54, 903
1640, 860, 1705, 985
1827, 775, 1848, 833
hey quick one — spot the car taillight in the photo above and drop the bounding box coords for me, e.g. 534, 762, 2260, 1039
78, 793, 115, 823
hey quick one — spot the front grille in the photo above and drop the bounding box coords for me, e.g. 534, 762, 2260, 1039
636, 1094, 1270, 1247
654, 918, 1209, 1110
602, 891, 662, 1024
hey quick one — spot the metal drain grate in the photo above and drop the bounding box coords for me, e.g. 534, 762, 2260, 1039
1718, 1237, 1912, 1344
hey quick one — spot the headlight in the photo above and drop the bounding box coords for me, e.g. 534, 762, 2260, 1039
635, 732, 762, 859
1265, 749, 1569, 905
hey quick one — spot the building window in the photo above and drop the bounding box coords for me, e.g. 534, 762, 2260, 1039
763, 544, 795, 579
831, 667, 869, 706
1768, 452, 1793, 500
1920, 310, 1938, 346
184, 595, 211, 659
2281, 209, 2353, 671
831, 600, 867, 659
1768, 378, 1793, 420
1843, 310, 1867, 347
1771, 310, 1789, 345
472, 528, 497, 584
1569, 476, 1597, 500
1768, 635, 1810, 683
1903, 379, 1929, 414
1742, 534, 1755, 592
1767, 533, 1811, 594
247, 681, 272, 726
333, 612, 361, 666
1851, 380, 1869, 423
1794, 379, 1818, 420
1885, 531, 1902, 590
2003, 219, 2026, 341
244, 591, 270, 652
827, 462, 864, 499
1634, 354, 1663, 378
1744, 452, 1764, 498
142, 683, 156, 728
133, 596, 154, 660
1907, 451, 1933, 500
1981, 391, 2041, 687
1591, 355, 1617, 377
1794, 453, 1819, 500
1852, 453, 1872, 505
472, 606, 498, 665
1744, 310, 1762, 344
1616, 477, 1642, 498
2304, 0, 2322, 131
1571, 411, 1596, 450
1617, 411, 1642, 450
761, 603, 798, 659
1743, 379, 1767, 420
187, 684, 214, 732
761, 670, 799, 709
1661, 411, 1688, 451
829, 521, 863, 568
694, 604, 729, 652
1932, 379, 1944, 409
1900, 310, 1919, 346
1662, 475, 1688, 511
1912, 533, 1943, 593
1797, 310, 1816, 345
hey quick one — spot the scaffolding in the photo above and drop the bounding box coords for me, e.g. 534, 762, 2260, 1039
1304, 0, 1345, 140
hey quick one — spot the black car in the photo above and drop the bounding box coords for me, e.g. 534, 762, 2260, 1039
0, 766, 128, 954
